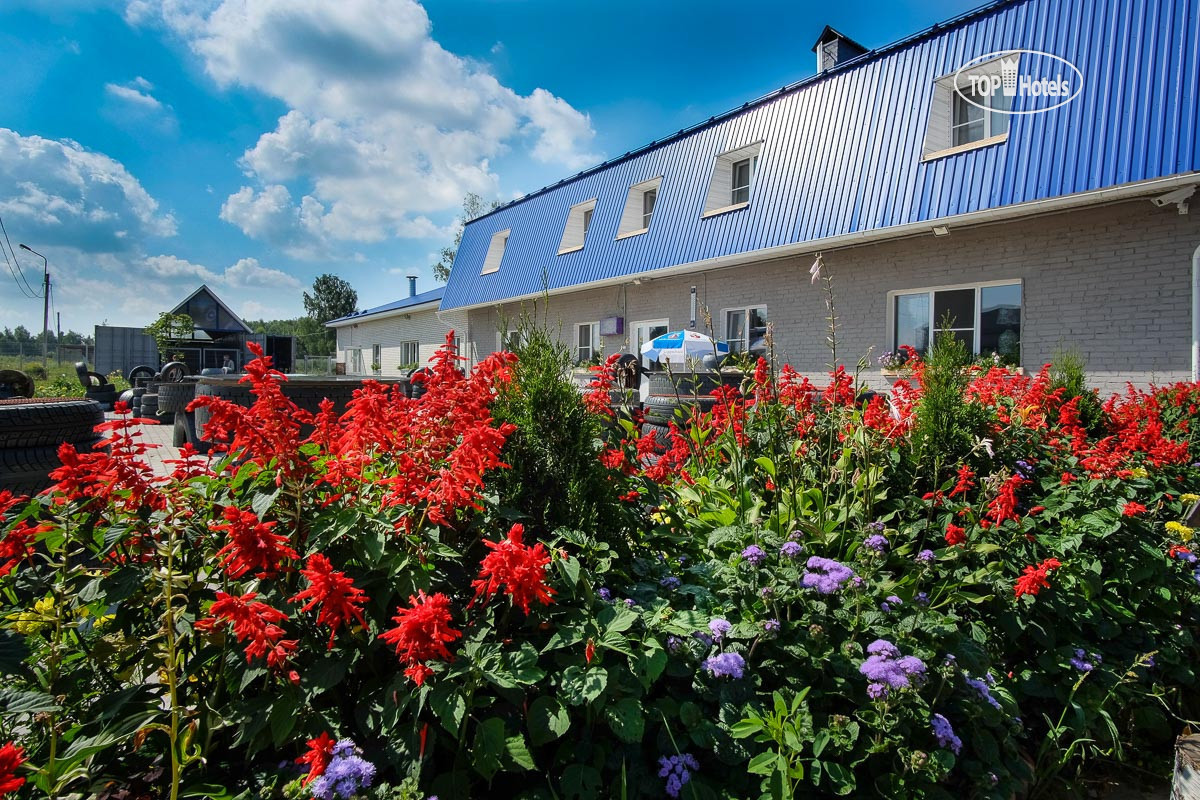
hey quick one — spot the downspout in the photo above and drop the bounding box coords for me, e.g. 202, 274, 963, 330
1193, 244, 1200, 381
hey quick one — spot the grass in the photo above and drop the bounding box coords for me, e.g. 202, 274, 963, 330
0, 356, 129, 398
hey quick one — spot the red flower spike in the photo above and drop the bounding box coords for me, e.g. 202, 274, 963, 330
0, 740, 25, 794
297, 732, 335, 785
289, 553, 368, 649
0, 521, 50, 577
196, 591, 296, 669
945, 523, 966, 547
1014, 558, 1063, 599
380, 591, 462, 686
471, 523, 556, 614
1122, 501, 1147, 517
211, 506, 299, 579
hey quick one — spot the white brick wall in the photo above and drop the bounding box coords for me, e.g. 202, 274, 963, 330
335, 307, 470, 375
466, 200, 1200, 393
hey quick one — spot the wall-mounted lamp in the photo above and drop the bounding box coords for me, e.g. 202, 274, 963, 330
632, 278, 643, 286
689, 286, 697, 329
932, 225, 950, 237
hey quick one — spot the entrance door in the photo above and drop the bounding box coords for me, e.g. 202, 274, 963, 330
632, 319, 669, 370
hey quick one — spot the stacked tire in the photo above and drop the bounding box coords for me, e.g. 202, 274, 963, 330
640, 371, 734, 440
0, 398, 105, 496
75, 361, 117, 410
158, 380, 199, 447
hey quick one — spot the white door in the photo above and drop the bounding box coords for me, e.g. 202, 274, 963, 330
632, 319, 669, 370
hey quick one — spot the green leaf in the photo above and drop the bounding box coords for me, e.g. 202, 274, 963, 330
505, 734, 536, 771
561, 764, 602, 800
557, 555, 581, 588
812, 729, 830, 758
269, 695, 298, 747
430, 683, 467, 735
730, 718, 764, 740
528, 696, 570, 745
824, 761, 855, 795
0, 688, 59, 715
0, 631, 29, 675
559, 665, 607, 706
472, 717, 507, 780
603, 696, 645, 744
597, 604, 639, 634
747, 750, 780, 776
250, 486, 281, 519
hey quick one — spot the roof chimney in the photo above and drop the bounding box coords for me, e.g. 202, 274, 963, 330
811, 25, 868, 73
407, 275, 417, 297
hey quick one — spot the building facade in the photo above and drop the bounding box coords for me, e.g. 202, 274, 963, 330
328, 284, 470, 375
437, 0, 1200, 393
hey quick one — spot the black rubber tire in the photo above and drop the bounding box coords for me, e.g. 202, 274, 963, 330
139, 394, 159, 419
158, 381, 198, 414
144, 380, 162, 394
75, 361, 90, 388
134, 377, 151, 389
84, 371, 110, 388
0, 437, 103, 496
118, 389, 135, 406
127, 365, 156, 382
131, 387, 147, 398
159, 362, 189, 383
644, 370, 744, 397
0, 398, 105, 449
642, 395, 719, 425
0, 370, 35, 399
639, 422, 671, 454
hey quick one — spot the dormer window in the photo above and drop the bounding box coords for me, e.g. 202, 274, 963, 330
480, 229, 509, 275
923, 53, 1015, 160
703, 142, 762, 217
558, 198, 597, 254
616, 177, 662, 239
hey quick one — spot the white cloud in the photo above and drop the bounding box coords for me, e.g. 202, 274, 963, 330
144, 254, 218, 281
105, 81, 163, 110
0, 128, 175, 253
128, 0, 599, 256
222, 257, 302, 290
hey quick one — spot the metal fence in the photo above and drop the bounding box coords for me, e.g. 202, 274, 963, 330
295, 356, 336, 375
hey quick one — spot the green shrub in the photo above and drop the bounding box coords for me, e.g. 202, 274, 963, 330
910, 324, 990, 485
1049, 346, 1105, 432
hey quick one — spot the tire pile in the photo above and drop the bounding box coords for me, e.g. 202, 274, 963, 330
0, 397, 104, 496
640, 371, 728, 442
75, 362, 118, 410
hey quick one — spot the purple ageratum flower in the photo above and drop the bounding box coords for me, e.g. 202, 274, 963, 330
598, 587, 612, 602
1175, 550, 1198, 564
623, 598, 636, 608
658, 753, 700, 799
659, 576, 682, 590
708, 618, 732, 642
1069, 649, 1095, 672
703, 652, 746, 679
917, 549, 935, 563
868, 520, 886, 533
931, 713, 963, 755
760, 586, 775, 598
880, 594, 903, 612
763, 618, 781, 633
965, 676, 1002, 710
859, 639, 926, 690
1015, 459, 1034, 478
866, 682, 889, 700
742, 545, 766, 565
666, 635, 684, 654
916, 591, 929, 606
780, 541, 804, 559
864, 534, 888, 553
692, 631, 714, 648
787, 529, 802, 542
801, 556, 856, 595
311, 740, 376, 800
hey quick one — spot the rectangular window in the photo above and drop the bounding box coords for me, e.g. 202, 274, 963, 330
724, 306, 768, 353
632, 319, 669, 370
951, 87, 1011, 146
642, 189, 657, 229
372, 344, 381, 370
481, 229, 509, 275
583, 208, 594, 235
399, 341, 419, 366
576, 321, 600, 363
891, 282, 1021, 363
559, 199, 598, 254
731, 158, 754, 205
502, 329, 523, 351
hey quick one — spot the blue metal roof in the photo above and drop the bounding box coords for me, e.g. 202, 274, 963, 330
327, 287, 444, 325
442, 0, 1200, 312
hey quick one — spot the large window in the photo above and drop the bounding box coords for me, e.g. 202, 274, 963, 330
731, 158, 755, 205
952, 85, 1012, 147
481, 229, 509, 275
702, 142, 762, 216
616, 177, 662, 238
725, 306, 768, 353
576, 321, 600, 363
399, 341, 419, 366
558, 199, 598, 254
891, 282, 1021, 363
632, 319, 669, 370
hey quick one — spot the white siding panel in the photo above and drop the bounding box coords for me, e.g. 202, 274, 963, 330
336, 308, 469, 375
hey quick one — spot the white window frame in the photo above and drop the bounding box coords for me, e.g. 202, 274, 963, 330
372, 344, 382, 370
575, 321, 601, 363
631, 318, 670, 370
399, 340, 419, 366
481, 229, 510, 275
642, 188, 657, 229
499, 329, 523, 352
616, 176, 663, 239
886, 279, 1022, 358
558, 198, 598, 255
723, 305, 768, 353
923, 53, 1015, 160
951, 85, 1011, 147
702, 142, 762, 218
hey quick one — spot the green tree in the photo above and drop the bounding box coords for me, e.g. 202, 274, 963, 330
431, 192, 502, 282
144, 312, 195, 364
302, 274, 357, 355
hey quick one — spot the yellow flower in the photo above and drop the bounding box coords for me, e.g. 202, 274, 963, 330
1167, 521, 1195, 542
4, 596, 55, 635
1182, 493, 1200, 504
1130, 467, 1149, 479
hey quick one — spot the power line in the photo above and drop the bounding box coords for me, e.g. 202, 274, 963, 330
0, 213, 41, 298
0, 217, 37, 299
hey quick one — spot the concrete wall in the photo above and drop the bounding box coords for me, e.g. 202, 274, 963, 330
335, 308, 470, 375
465, 200, 1200, 394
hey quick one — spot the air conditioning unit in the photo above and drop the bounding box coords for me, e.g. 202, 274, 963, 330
600, 317, 624, 336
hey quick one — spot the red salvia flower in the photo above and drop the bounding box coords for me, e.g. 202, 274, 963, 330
471, 523, 556, 614
211, 505, 299, 579
987, 474, 1028, 525
289, 553, 368, 649
0, 741, 24, 794
1014, 558, 1063, 598
297, 732, 335, 785
945, 523, 966, 547
1122, 501, 1147, 517
0, 521, 49, 577
585, 638, 596, 665
380, 590, 462, 686
0, 491, 24, 517
196, 591, 296, 669
950, 465, 976, 497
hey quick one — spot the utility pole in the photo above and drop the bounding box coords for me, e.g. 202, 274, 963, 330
18, 244, 49, 373
56, 312, 61, 365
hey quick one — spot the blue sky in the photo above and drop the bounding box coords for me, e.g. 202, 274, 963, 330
0, 0, 979, 335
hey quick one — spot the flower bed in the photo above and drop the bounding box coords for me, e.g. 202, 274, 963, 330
0, 333, 1196, 799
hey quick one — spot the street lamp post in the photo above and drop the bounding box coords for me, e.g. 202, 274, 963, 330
19, 244, 49, 373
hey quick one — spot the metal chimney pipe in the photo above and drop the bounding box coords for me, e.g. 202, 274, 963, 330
407, 275, 417, 297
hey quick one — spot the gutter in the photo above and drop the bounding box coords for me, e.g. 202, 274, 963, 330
1193, 243, 1200, 382
325, 300, 442, 328
443, 173, 1200, 313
